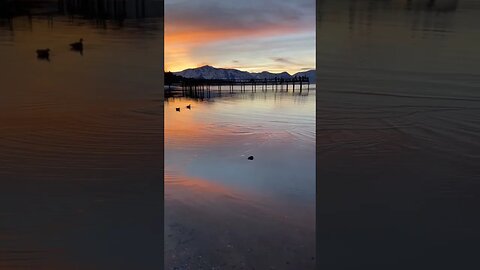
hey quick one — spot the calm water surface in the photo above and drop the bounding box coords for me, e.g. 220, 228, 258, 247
0, 3, 164, 269
165, 88, 316, 269
317, 0, 480, 269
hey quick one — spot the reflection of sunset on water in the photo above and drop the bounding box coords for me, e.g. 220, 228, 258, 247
165, 168, 315, 225
164, 88, 316, 269
165, 165, 315, 269
1, 5, 164, 268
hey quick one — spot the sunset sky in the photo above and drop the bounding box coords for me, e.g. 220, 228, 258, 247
165, 0, 315, 74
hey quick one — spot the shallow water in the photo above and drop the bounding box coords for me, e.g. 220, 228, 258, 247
317, 0, 480, 269
165, 88, 316, 269
0, 2, 164, 269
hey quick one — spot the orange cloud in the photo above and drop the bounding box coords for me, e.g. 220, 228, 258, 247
166, 23, 300, 44
165, 23, 312, 72
164, 0, 315, 73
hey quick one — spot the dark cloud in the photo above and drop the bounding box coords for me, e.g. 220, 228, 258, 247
166, 0, 315, 32
272, 57, 300, 65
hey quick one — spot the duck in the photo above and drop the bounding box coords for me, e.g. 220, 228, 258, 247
36, 49, 50, 60
176, 107, 180, 112
186, 104, 191, 109
70, 38, 83, 51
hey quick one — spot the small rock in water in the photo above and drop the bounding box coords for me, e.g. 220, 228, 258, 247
247, 156, 254, 160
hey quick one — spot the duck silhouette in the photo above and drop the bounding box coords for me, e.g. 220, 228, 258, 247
70, 38, 83, 53
186, 104, 191, 109
176, 107, 180, 112
36, 49, 50, 60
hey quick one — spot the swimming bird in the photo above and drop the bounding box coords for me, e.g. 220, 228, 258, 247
70, 38, 83, 51
36, 49, 50, 60
186, 104, 191, 109
176, 107, 180, 112
248, 156, 254, 160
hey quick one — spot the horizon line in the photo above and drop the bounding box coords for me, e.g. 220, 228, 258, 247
166, 65, 316, 75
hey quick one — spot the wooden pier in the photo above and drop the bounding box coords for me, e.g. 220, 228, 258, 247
169, 77, 310, 95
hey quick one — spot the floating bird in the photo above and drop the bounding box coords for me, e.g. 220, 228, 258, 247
247, 156, 254, 160
70, 38, 83, 52
176, 107, 180, 112
186, 104, 191, 109
36, 49, 50, 60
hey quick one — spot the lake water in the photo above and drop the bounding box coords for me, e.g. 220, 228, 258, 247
4, 0, 478, 269
0, 2, 164, 269
0, 1, 316, 269
317, 0, 480, 269
164, 87, 316, 269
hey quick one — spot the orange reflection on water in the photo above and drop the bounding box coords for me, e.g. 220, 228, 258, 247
164, 99, 235, 147
166, 173, 235, 198
165, 167, 316, 231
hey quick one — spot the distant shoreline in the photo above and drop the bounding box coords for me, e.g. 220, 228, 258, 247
166, 65, 316, 82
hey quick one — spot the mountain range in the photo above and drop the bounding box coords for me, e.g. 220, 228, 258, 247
173, 65, 316, 82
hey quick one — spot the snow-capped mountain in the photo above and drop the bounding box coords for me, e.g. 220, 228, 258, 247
293, 70, 316, 83
252, 71, 292, 80
174, 65, 253, 80
173, 65, 316, 82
